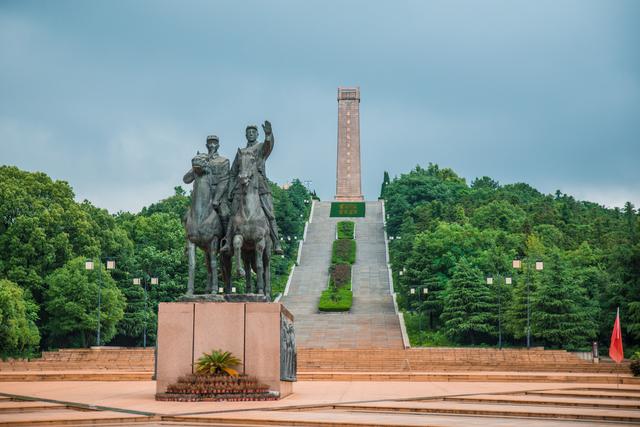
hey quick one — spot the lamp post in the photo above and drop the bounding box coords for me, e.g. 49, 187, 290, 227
409, 286, 429, 334
133, 276, 159, 348
513, 259, 543, 349
85, 258, 115, 346
487, 276, 511, 349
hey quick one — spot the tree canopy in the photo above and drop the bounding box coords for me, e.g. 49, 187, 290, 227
384, 164, 640, 352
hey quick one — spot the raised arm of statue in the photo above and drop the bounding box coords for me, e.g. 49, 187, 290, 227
183, 169, 195, 184
262, 120, 274, 159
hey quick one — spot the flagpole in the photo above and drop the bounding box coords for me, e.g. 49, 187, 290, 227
617, 306, 620, 391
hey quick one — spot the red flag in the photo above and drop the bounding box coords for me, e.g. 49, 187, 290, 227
609, 307, 624, 363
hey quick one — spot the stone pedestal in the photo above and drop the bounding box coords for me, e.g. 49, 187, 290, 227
156, 302, 294, 398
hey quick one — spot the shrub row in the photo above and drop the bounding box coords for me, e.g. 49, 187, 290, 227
318, 286, 353, 312
337, 221, 355, 239
319, 223, 356, 312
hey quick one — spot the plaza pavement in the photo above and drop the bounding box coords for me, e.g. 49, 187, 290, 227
1, 379, 639, 426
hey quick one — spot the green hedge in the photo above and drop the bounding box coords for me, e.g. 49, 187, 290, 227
337, 221, 355, 239
332, 239, 356, 264
319, 286, 353, 312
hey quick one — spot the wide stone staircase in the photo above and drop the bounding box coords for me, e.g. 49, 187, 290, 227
0, 348, 154, 381
280, 201, 404, 349
297, 348, 630, 374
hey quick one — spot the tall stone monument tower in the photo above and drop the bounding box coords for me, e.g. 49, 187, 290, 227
335, 87, 364, 201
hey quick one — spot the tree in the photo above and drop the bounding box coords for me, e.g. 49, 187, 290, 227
44, 257, 125, 348
0, 279, 40, 357
470, 200, 526, 234
380, 171, 390, 199
530, 251, 598, 349
440, 258, 497, 344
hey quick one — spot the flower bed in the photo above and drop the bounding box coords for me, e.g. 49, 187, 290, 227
156, 373, 276, 402
329, 263, 351, 288
332, 239, 356, 265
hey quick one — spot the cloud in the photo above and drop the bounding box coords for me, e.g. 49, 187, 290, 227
0, 0, 638, 211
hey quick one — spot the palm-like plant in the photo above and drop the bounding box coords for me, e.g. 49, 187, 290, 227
195, 349, 242, 377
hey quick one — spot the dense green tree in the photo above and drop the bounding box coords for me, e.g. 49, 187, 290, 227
440, 258, 497, 344
44, 257, 125, 348
530, 251, 598, 349
0, 279, 40, 357
470, 200, 526, 234
380, 171, 391, 199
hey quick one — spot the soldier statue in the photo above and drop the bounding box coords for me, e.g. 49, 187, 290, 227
221, 121, 283, 255
183, 135, 230, 228
183, 135, 231, 294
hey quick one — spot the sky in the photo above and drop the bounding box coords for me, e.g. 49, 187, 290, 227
1, 0, 638, 213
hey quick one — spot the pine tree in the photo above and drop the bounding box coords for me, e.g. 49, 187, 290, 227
441, 258, 497, 344
531, 251, 598, 349
380, 171, 390, 199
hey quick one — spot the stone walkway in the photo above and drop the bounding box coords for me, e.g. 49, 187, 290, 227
281, 201, 403, 348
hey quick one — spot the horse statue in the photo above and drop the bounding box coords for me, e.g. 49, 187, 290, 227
184, 153, 231, 294
229, 148, 272, 297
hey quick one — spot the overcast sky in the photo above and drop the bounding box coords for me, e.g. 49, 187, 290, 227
1, 0, 638, 213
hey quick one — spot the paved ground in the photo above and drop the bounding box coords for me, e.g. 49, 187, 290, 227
1, 380, 638, 426
281, 201, 404, 348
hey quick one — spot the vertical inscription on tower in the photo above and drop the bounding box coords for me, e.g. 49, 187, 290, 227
335, 87, 364, 201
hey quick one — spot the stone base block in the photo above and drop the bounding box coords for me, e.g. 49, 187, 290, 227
156, 302, 294, 398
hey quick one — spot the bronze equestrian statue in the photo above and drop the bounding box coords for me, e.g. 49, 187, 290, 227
183, 136, 231, 295
222, 121, 283, 256
228, 147, 272, 296
183, 122, 282, 298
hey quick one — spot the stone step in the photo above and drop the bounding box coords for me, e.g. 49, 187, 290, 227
297, 371, 640, 384
296, 348, 629, 374
0, 371, 153, 382
527, 389, 640, 400
443, 393, 640, 409
332, 400, 640, 423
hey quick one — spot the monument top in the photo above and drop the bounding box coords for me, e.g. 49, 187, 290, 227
337, 87, 360, 102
